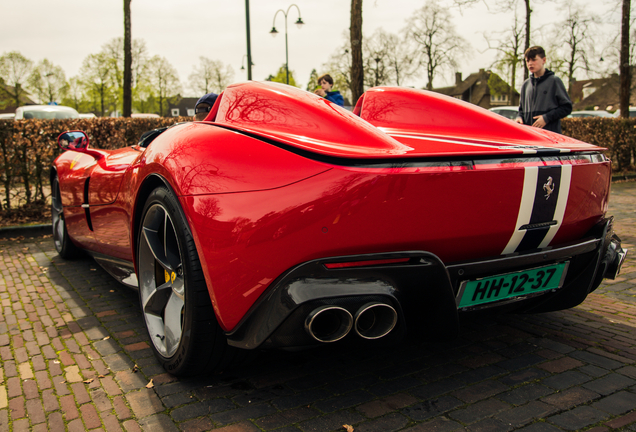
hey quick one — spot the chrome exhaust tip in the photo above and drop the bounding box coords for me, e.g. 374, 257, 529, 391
305, 306, 353, 343
354, 302, 398, 340
605, 235, 628, 280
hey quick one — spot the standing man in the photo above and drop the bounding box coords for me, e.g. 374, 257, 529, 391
314, 74, 345, 107
516, 46, 572, 134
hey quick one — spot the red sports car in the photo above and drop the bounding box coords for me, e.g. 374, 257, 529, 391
51, 81, 626, 376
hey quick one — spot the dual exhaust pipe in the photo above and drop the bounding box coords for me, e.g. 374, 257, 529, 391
305, 302, 398, 343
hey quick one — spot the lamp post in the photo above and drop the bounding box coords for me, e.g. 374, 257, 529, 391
240, 55, 254, 77
245, 0, 253, 80
270, 4, 304, 85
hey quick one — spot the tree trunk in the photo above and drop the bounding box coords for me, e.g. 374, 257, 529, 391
523, 0, 531, 81
123, 0, 132, 117
620, 0, 631, 119
350, 0, 364, 105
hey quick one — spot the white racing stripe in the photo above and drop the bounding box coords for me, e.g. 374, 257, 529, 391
538, 164, 572, 248
502, 166, 539, 254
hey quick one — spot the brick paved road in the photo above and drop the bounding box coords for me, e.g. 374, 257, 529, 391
1, 182, 636, 432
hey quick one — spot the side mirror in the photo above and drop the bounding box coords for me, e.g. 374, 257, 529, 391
58, 131, 89, 151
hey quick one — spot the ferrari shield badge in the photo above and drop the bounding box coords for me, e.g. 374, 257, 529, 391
543, 176, 555, 200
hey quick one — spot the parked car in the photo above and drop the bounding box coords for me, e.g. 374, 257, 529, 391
569, 110, 614, 118
0, 113, 15, 120
131, 113, 160, 118
15, 105, 79, 120
488, 106, 519, 120
612, 108, 636, 118
79, 113, 96, 119
52, 82, 626, 376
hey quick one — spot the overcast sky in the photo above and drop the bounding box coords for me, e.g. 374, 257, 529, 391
1, 0, 619, 97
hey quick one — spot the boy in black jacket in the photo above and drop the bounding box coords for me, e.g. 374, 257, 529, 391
516, 46, 572, 134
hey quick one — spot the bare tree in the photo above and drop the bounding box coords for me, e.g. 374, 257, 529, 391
322, 34, 354, 102
188, 57, 234, 95
485, 13, 524, 102
405, 0, 470, 90
620, 0, 631, 117
27, 59, 68, 104
147, 56, 181, 116
123, 0, 132, 117
454, 0, 546, 80
548, 0, 598, 94
364, 29, 392, 87
350, 0, 364, 104
0, 51, 33, 107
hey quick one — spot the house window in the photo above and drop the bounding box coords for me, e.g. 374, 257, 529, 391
171, 108, 180, 117
490, 94, 508, 102
187, 109, 195, 117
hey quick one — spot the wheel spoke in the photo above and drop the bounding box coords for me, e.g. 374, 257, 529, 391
142, 227, 173, 272
163, 293, 184, 355
164, 213, 181, 270
143, 281, 172, 316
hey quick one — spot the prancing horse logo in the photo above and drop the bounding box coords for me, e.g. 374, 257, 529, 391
543, 176, 555, 200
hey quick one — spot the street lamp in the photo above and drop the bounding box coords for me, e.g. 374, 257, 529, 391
270, 4, 304, 85
240, 55, 255, 76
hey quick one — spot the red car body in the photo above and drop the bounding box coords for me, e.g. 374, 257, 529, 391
52, 82, 626, 375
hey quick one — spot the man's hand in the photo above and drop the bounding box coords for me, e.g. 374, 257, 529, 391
515, 117, 523, 124
314, 88, 326, 97
532, 115, 547, 128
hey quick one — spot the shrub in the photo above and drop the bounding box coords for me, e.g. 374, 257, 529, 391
0, 117, 634, 214
0, 117, 189, 210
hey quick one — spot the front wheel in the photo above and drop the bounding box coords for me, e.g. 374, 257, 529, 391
51, 175, 80, 258
137, 186, 236, 376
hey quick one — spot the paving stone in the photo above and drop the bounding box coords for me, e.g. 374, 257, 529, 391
401, 396, 463, 421
591, 390, 636, 415
541, 387, 600, 409
570, 351, 623, 370
497, 383, 552, 406
255, 406, 319, 429
496, 401, 556, 429
402, 416, 463, 431
541, 370, 590, 389
356, 392, 418, 418
210, 402, 278, 425
465, 417, 514, 432
272, 389, 331, 410
312, 390, 375, 413
582, 373, 636, 395
548, 405, 608, 430
355, 412, 410, 432
170, 398, 235, 422
449, 398, 510, 424
298, 410, 365, 432
139, 414, 179, 432
452, 380, 509, 403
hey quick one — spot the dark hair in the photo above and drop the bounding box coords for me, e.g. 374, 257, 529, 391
317, 74, 334, 86
524, 46, 546, 61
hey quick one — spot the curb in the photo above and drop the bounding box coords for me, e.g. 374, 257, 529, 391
0, 223, 51, 239
612, 173, 636, 182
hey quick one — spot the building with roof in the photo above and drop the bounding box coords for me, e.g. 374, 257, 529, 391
432, 69, 519, 109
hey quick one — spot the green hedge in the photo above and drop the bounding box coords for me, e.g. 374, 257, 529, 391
0, 117, 634, 211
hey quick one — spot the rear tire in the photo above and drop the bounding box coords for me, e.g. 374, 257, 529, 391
51, 175, 80, 258
137, 186, 236, 376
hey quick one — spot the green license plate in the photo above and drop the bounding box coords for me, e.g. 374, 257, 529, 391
457, 262, 569, 309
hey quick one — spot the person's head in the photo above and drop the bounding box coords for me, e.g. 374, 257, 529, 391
317, 74, 334, 91
524, 46, 547, 77
194, 92, 219, 121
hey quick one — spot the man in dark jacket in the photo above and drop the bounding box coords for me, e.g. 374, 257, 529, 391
516, 46, 572, 134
